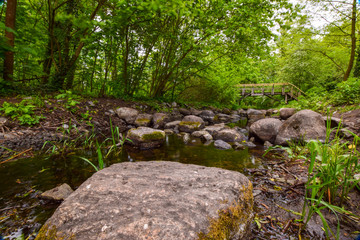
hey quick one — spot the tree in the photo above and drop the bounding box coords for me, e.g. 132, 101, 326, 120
305, 0, 358, 81
3, 0, 17, 81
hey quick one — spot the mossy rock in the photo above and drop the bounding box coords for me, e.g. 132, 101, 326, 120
126, 127, 165, 149
179, 115, 205, 133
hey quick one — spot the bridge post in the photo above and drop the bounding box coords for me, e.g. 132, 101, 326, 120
282, 87, 284, 95
271, 84, 274, 95
251, 87, 254, 95
285, 94, 288, 104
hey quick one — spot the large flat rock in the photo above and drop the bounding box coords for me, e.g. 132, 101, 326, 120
36, 161, 253, 240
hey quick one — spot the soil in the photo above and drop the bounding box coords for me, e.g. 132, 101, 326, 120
1, 96, 360, 239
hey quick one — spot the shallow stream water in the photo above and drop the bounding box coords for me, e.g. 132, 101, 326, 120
0, 135, 265, 239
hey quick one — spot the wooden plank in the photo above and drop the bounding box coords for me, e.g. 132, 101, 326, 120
236, 83, 288, 87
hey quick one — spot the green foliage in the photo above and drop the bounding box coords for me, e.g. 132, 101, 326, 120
55, 91, 81, 113
331, 77, 360, 105
0, 100, 44, 125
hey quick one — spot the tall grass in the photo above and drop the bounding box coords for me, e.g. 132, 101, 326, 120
299, 117, 360, 239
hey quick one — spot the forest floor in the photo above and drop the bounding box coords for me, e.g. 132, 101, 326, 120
0, 96, 360, 239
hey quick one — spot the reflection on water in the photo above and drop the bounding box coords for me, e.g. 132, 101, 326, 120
0, 134, 263, 239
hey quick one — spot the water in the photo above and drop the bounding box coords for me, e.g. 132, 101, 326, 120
0, 135, 263, 239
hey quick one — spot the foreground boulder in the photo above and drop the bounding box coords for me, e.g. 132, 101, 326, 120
37, 161, 253, 240
179, 115, 205, 133
250, 118, 282, 143
115, 107, 139, 124
126, 127, 165, 149
275, 110, 326, 145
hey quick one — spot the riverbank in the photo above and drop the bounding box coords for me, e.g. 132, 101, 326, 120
1, 95, 360, 240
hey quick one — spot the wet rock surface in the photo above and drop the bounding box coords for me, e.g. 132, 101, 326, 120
39, 161, 253, 240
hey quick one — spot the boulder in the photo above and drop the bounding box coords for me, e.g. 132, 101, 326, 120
190, 108, 202, 116
214, 140, 232, 150
216, 114, 231, 123
40, 183, 73, 201
179, 115, 205, 133
275, 110, 326, 146
115, 107, 139, 124
126, 127, 165, 149
249, 118, 282, 143
164, 120, 181, 129
204, 123, 227, 136
37, 161, 253, 240
280, 108, 296, 120
247, 109, 265, 126
134, 114, 152, 127
199, 110, 215, 123
152, 113, 169, 129
214, 129, 246, 142
191, 130, 213, 142
179, 108, 191, 116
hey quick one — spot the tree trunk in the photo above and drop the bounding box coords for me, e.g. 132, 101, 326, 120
42, 40, 52, 84
3, 0, 17, 81
344, 0, 356, 81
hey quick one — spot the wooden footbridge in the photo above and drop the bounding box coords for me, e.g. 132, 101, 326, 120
236, 83, 305, 103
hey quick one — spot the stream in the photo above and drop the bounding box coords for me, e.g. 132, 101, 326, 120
0, 135, 265, 240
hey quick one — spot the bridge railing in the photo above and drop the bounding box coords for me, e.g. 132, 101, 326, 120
235, 82, 305, 99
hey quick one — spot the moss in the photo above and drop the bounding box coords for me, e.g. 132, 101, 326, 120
142, 131, 165, 141
197, 183, 253, 240
136, 119, 151, 124
179, 121, 201, 127
35, 224, 75, 240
